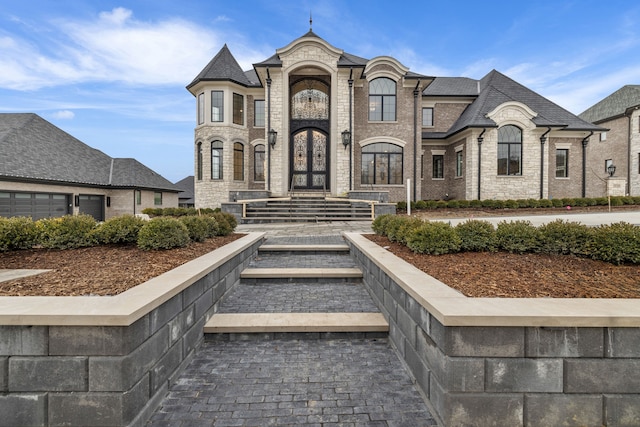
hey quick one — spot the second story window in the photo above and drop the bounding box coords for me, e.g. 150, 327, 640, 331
233, 93, 244, 125
369, 78, 396, 121
211, 90, 223, 122
422, 107, 434, 127
254, 100, 265, 127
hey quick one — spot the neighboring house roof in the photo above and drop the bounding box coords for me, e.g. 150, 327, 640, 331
187, 44, 259, 90
424, 70, 603, 139
175, 175, 194, 205
0, 113, 179, 192
579, 85, 640, 123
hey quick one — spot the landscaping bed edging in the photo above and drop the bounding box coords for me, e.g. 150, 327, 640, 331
0, 232, 264, 427
344, 232, 640, 427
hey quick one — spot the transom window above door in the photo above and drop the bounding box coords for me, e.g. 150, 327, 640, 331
291, 79, 329, 120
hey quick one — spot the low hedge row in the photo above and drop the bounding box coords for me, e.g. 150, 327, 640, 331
0, 211, 238, 251
372, 214, 640, 265
397, 196, 640, 211
141, 207, 219, 217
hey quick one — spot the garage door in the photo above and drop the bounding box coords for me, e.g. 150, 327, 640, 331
0, 192, 70, 220
78, 195, 104, 221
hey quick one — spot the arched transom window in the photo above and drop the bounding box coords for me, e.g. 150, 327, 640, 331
291, 79, 329, 120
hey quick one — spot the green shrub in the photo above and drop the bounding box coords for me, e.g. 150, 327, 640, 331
538, 199, 553, 208
593, 197, 609, 206
504, 200, 519, 209
609, 196, 624, 207
141, 208, 163, 216
389, 217, 425, 245
0, 216, 38, 251
37, 214, 98, 249
469, 199, 483, 208
585, 197, 598, 206
95, 215, 145, 245
406, 222, 461, 255
137, 217, 190, 250
179, 216, 210, 242
396, 201, 407, 210
210, 212, 235, 236
372, 214, 394, 236
425, 200, 438, 209
587, 222, 640, 265
455, 220, 497, 252
622, 196, 635, 205
415, 200, 428, 210
435, 200, 447, 209
384, 216, 409, 242
538, 220, 591, 256
561, 198, 575, 207
447, 200, 460, 209
457, 200, 471, 208
551, 198, 564, 208
493, 200, 506, 209
633, 196, 640, 205
481, 199, 496, 208
525, 199, 540, 208
496, 220, 540, 254
573, 198, 588, 207
202, 216, 219, 238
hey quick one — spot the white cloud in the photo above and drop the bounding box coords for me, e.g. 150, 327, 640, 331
52, 110, 75, 119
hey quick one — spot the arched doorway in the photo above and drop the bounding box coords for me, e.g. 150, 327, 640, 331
289, 78, 330, 191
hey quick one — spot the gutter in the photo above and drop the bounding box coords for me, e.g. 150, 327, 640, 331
582, 131, 593, 198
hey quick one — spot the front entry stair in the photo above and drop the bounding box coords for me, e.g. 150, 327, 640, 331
204, 239, 388, 336
241, 196, 374, 223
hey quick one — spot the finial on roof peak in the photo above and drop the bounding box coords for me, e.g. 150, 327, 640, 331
310, 11, 313, 30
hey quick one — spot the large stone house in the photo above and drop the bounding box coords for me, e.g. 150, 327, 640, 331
187, 30, 604, 208
579, 85, 640, 197
0, 113, 180, 220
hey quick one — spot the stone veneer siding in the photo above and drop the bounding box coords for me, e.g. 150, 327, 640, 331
0, 233, 263, 427
345, 233, 640, 427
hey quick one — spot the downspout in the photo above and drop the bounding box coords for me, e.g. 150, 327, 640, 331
582, 131, 593, 198
413, 80, 421, 202
540, 127, 551, 200
477, 128, 486, 200
266, 67, 272, 192
348, 68, 353, 191
628, 110, 634, 195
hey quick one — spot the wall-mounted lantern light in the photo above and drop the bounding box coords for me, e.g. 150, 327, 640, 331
268, 129, 277, 147
607, 164, 616, 177
341, 129, 351, 149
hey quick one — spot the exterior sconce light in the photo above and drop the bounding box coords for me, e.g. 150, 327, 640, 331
607, 164, 616, 177
268, 129, 277, 147
341, 129, 351, 149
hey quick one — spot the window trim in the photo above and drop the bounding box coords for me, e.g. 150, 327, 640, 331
432, 154, 444, 179
361, 142, 403, 185
154, 192, 162, 206
497, 125, 523, 176
254, 99, 265, 128
211, 140, 223, 180
211, 90, 224, 123
422, 107, 434, 127
233, 93, 244, 126
197, 93, 204, 125
555, 148, 569, 178
135, 190, 141, 205
368, 78, 397, 122
233, 142, 244, 181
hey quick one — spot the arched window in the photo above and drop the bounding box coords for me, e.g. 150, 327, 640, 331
361, 142, 403, 185
211, 140, 223, 180
369, 78, 396, 121
196, 142, 203, 180
497, 125, 522, 175
254, 144, 265, 182
233, 142, 244, 181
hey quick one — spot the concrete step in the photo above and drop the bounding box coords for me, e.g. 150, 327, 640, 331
240, 267, 362, 279
204, 312, 389, 333
258, 244, 350, 253
241, 216, 371, 223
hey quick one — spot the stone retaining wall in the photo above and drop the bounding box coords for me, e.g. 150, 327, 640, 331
345, 232, 640, 427
0, 233, 264, 427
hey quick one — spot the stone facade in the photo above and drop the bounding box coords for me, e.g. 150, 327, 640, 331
189, 32, 604, 208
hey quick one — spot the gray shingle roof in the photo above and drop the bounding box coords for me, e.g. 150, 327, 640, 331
579, 85, 640, 123
425, 70, 603, 138
187, 44, 256, 90
0, 113, 179, 192
175, 175, 194, 204
423, 77, 480, 96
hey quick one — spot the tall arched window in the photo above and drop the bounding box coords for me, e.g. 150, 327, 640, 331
211, 140, 223, 180
196, 142, 203, 180
497, 125, 522, 175
254, 144, 265, 182
361, 142, 403, 185
369, 78, 396, 121
233, 142, 244, 181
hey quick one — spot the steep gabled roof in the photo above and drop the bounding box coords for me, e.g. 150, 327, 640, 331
423, 77, 479, 97
187, 44, 256, 90
0, 113, 178, 191
175, 175, 195, 204
425, 70, 602, 139
579, 85, 640, 123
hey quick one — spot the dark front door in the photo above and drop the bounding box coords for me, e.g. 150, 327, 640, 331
290, 129, 329, 190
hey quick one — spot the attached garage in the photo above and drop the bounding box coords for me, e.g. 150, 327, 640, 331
0, 191, 70, 220
77, 194, 104, 221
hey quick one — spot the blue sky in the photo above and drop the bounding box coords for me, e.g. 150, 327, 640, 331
1, 1, 639, 183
